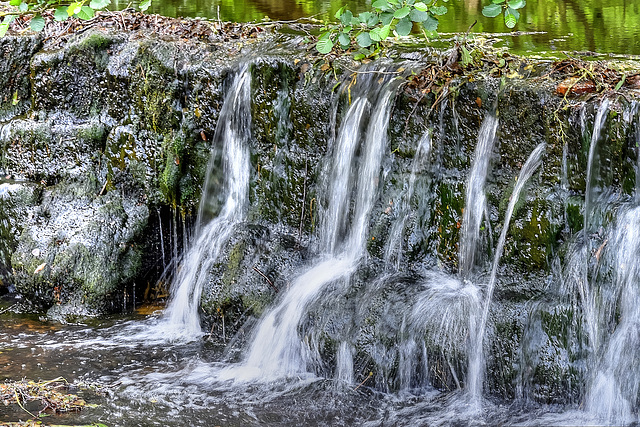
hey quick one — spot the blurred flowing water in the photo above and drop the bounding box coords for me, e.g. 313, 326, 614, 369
4, 64, 640, 427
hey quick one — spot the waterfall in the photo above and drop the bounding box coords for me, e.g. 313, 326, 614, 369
563, 100, 611, 368
467, 143, 546, 401
161, 66, 251, 341
232, 77, 399, 380
586, 206, 640, 424
584, 99, 610, 234
458, 115, 499, 278
385, 130, 432, 269
585, 106, 640, 424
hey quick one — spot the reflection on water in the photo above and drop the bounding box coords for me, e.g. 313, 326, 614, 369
112, 0, 640, 55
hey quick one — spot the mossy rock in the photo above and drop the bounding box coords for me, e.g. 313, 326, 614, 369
0, 35, 42, 122
10, 184, 148, 313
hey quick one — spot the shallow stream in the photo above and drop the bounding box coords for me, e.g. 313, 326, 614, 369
0, 300, 612, 426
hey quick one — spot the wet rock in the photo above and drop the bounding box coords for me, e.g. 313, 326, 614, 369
0, 35, 42, 122
10, 183, 148, 313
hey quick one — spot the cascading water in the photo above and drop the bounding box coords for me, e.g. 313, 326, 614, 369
561, 100, 612, 383
160, 66, 251, 340
233, 76, 399, 380
584, 105, 640, 424
385, 130, 432, 269
587, 206, 640, 424
467, 142, 547, 401
458, 115, 499, 278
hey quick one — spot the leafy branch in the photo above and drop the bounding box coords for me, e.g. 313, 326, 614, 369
316, 0, 450, 59
0, 0, 152, 36
481, 0, 525, 29
316, 0, 526, 58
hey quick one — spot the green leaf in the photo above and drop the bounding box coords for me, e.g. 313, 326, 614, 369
18, 1, 28, 12
421, 15, 438, 31
139, 0, 152, 12
358, 12, 378, 27
395, 17, 413, 36
356, 31, 372, 47
9, 0, 21, 6
12, 90, 18, 105
372, 0, 391, 11
68, 2, 82, 16
338, 32, 351, 48
393, 6, 411, 19
615, 74, 626, 91
423, 29, 438, 39
90, 0, 111, 9
0, 23, 9, 38
409, 9, 429, 22
335, 6, 345, 19
482, 4, 502, 18
504, 8, 518, 28
413, 1, 428, 11
77, 6, 95, 20
378, 23, 391, 39
370, 25, 391, 42
380, 11, 394, 25
461, 46, 472, 66
369, 27, 383, 42
316, 34, 334, 53
54, 6, 68, 21
354, 52, 366, 61
491, 0, 506, 3
506, 0, 525, 8
429, 5, 448, 15
340, 10, 353, 26
29, 14, 45, 32
387, 0, 400, 5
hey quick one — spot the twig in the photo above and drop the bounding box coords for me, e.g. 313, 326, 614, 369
353, 372, 373, 391
253, 266, 278, 292
14, 390, 37, 420
98, 179, 108, 196
0, 303, 17, 315
343, 66, 401, 76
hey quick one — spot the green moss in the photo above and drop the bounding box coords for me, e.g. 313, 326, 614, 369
77, 32, 115, 51
130, 45, 181, 134
221, 240, 246, 289
506, 199, 561, 270
566, 198, 583, 233
433, 181, 464, 269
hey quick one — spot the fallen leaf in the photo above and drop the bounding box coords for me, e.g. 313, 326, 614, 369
34, 263, 46, 274
556, 76, 596, 96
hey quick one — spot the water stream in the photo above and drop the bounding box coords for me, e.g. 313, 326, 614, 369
5, 63, 640, 427
161, 66, 252, 341
233, 76, 398, 380
467, 142, 547, 402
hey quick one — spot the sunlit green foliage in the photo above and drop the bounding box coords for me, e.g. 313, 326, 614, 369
316, 0, 451, 58
315, 0, 524, 56
481, 0, 525, 29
